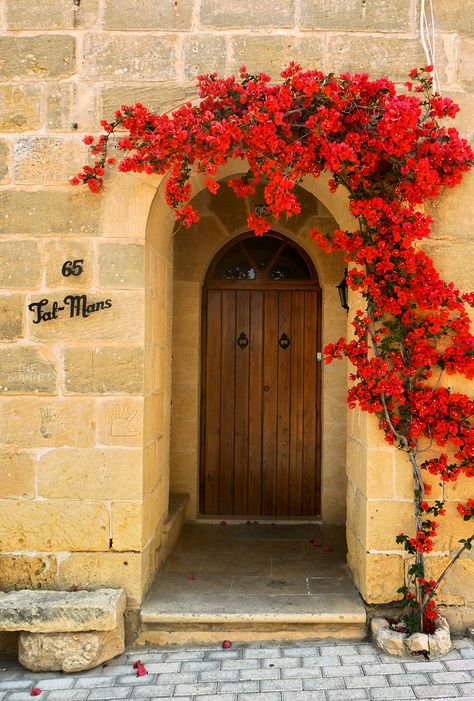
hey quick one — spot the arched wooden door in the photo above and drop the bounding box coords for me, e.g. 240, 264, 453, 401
200, 232, 321, 518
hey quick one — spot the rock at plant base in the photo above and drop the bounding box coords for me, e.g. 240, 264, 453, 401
406, 632, 429, 653
377, 626, 407, 656
428, 616, 451, 658
469, 627, 474, 640
370, 617, 389, 636
0, 589, 126, 633
18, 619, 124, 672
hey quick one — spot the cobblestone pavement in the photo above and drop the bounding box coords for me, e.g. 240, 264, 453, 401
1, 638, 474, 701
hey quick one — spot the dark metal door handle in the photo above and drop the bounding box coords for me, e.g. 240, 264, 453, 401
237, 332, 249, 349
264, 385, 270, 391
279, 333, 290, 349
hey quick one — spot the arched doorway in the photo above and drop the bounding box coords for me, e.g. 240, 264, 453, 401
200, 231, 322, 518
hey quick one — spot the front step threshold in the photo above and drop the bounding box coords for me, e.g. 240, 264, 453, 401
138, 610, 367, 646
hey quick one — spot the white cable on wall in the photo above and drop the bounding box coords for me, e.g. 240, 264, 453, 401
419, 0, 441, 94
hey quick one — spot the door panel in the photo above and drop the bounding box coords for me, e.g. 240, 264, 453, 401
201, 287, 320, 517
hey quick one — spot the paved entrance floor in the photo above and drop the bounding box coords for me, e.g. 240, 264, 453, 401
140, 523, 365, 639
1, 638, 474, 700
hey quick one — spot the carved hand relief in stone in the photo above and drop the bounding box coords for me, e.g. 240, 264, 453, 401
39, 407, 57, 439
108, 405, 139, 437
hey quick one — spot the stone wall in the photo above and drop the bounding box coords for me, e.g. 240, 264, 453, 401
0, 0, 473, 635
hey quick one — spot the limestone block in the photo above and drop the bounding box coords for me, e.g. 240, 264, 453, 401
98, 243, 145, 288
0, 553, 58, 591
63, 346, 144, 394
0, 346, 57, 394
0, 588, 125, 633
0, 190, 103, 236
100, 82, 196, 123
104, 0, 192, 30
0, 501, 109, 552
300, 0, 412, 31
0, 451, 35, 499
200, 0, 294, 27
58, 553, 143, 607
0, 294, 23, 340
0, 139, 11, 184
13, 137, 85, 185
428, 616, 451, 657
37, 448, 143, 500
0, 36, 75, 80
183, 36, 227, 81
325, 36, 425, 82
0, 398, 95, 448
433, 0, 474, 35
0, 85, 42, 132
7, 0, 75, 28
230, 36, 323, 76
19, 621, 125, 672
97, 397, 144, 447
80, 34, 176, 81
0, 240, 41, 288
45, 83, 74, 131
460, 38, 474, 90
43, 239, 93, 289
111, 502, 143, 552
377, 627, 406, 657
364, 554, 405, 604
367, 501, 414, 551
28, 292, 144, 343
406, 632, 429, 653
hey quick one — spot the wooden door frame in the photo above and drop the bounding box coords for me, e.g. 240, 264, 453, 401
199, 232, 322, 518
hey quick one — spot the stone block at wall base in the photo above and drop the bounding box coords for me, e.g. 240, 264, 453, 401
18, 619, 124, 672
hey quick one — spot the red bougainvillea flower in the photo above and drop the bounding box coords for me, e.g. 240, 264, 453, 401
30, 689, 41, 697
222, 640, 232, 649
133, 660, 148, 676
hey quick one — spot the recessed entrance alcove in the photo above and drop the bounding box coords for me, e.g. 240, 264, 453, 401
138, 174, 366, 643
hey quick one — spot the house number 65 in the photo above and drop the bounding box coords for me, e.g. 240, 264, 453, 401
61, 259, 84, 277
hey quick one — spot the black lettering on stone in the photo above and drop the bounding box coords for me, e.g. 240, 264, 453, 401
28, 295, 113, 324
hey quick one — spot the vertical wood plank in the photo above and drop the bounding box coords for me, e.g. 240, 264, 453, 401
262, 290, 278, 515
302, 291, 318, 515
289, 290, 305, 515
248, 290, 264, 515
219, 290, 236, 513
276, 291, 291, 515
234, 290, 250, 514
202, 289, 222, 514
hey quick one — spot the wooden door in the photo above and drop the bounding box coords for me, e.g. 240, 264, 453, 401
201, 281, 321, 518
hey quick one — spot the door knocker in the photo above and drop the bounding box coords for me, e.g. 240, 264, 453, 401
279, 333, 290, 349
237, 332, 249, 349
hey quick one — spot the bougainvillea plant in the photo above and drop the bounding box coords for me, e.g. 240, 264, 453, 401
73, 63, 474, 635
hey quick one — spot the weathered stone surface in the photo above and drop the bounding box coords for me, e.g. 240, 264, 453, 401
19, 622, 125, 672
7, 0, 75, 28
0, 553, 58, 591
0, 294, 23, 340
37, 448, 143, 500
63, 346, 144, 394
0, 240, 41, 288
0, 451, 35, 498
0, 85, 42, 132
201, 0, 294, 27
370, 617, 389, 636
45, 83, 74, 131
432, 0, 474, 35
100, 82, 195, 123
183, 36, 227, 80
28, 292, 144, 343
428, 617, 452, 657
0, 398, 95, 448
459, 37, 474, 90
0, 346, 57, 394
0, 501, 109, 551
111, 502, 143, 552
367, 501, 414, 550
377, 627, 407, 657
98, 243, 145, 288
13, 137, 85, 185
0, 36, 75, 80
0, 190, 103, 236
58, 553, 143, 607
300, 0, 412, 31
0, 139, 11, 184
325, 35, 425, 82
0, 588, 125, 633
104, 0, 192, 30
230, 35, 323, 76
406, 632, 429, 653
80, 34, 176, 81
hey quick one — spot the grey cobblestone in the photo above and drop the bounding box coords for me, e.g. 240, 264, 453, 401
0, 639, 473, 701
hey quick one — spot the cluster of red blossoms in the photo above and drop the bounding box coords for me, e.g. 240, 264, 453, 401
74, 63, 473, 631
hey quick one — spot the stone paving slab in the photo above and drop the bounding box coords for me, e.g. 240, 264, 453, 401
1, 638, 474, 699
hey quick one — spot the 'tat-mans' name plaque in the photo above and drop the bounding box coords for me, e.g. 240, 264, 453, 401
28, 295, 112, 324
